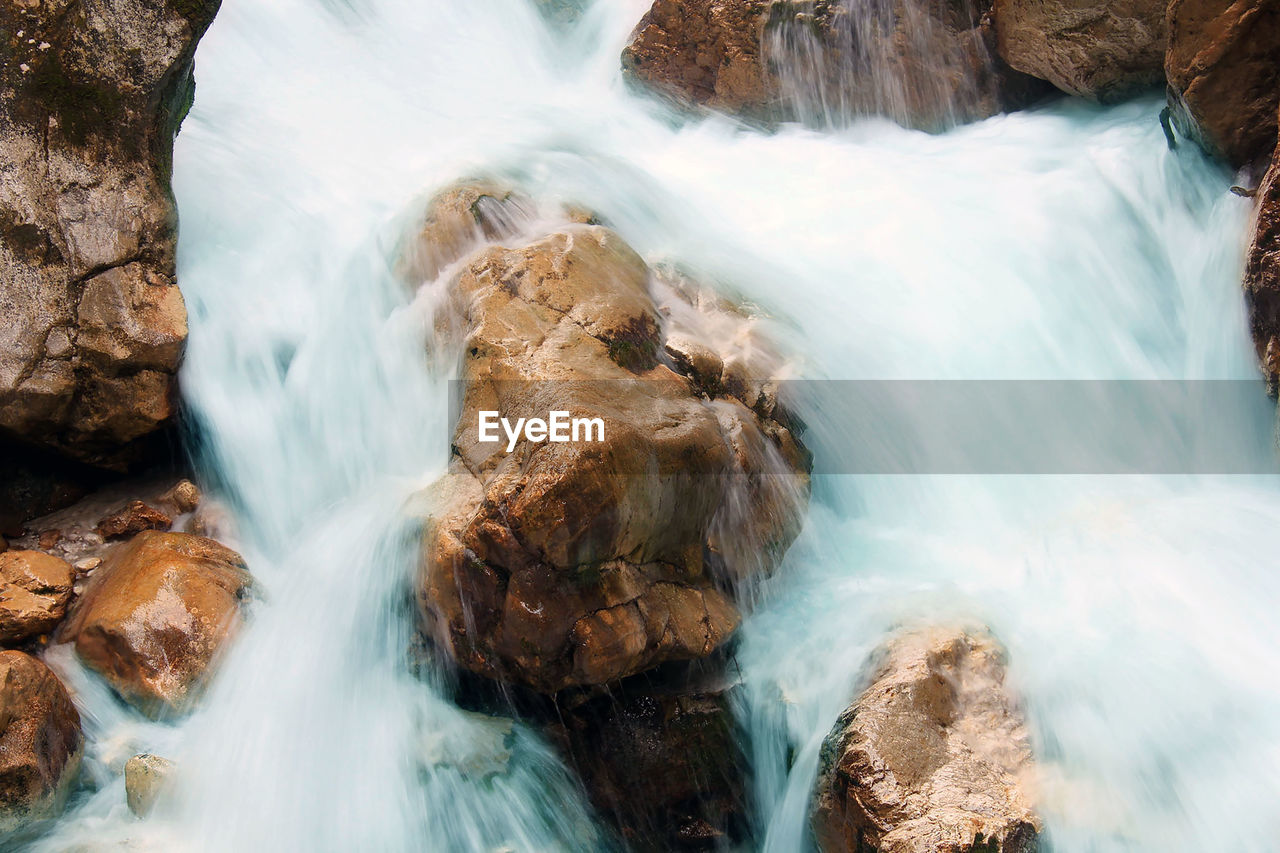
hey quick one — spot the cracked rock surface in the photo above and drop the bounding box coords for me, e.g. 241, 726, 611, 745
812, 628, 1041, 853
412, 184, 810, 693
0, 0, 221, 467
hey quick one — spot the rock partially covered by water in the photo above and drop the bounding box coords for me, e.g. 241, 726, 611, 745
0, 650, 82, 838
124, 753, 174, 817
1165, 0, 1280, 169
414, 186, 808, 694
0, 0, 221, 468
555, 665, 747, 851
1246, 124, 1280, 390
993, 0, 1166, 101
622, 0, 1049, 129
60, 531, 250, 716
812, 629, 1040, 853
0, 551, 73, 644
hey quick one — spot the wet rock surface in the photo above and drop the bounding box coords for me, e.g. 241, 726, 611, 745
554, 663, 748, 851
994, 0, 1167, 101
59, 530, 250, 716
812, 628, 1040, 853
0, 550, 73, 644
622, 0, 1050, 129
0, 650, 82, 838
1246, 125, 1280, 390
124, 752, 174, 817
413, 185, 809, 694
0, 0, 221, 469
1165, 0, 1280, 169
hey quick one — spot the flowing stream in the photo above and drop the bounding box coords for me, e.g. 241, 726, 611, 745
32, 0, 1280, 850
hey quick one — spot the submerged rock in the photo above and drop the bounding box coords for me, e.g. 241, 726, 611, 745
60, 531, 250, 716
993, 0, 1167, 101
414, 187, 808, 694
0, 550, 74, 644
1164, 0, 1280, 169
621, 0, 1049, 129
124, 753, 174, 817
1246, 124, 1280, 390
0, 650, 82, 837
812, 628, 1040, 853
0, 0, 221, 469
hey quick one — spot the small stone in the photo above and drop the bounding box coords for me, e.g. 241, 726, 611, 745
72, 557, 101, 574
124, 753, 174, 816
159, 480, 201, 515
96, 501, 172, 541
37, 530, 61, 550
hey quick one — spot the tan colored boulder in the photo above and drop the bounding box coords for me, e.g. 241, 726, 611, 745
622, 0, 1049, 129
1165, 0, 1280, 169
812, 628, 1040, 853
0, 551, 73, 644
1246, 128, 1280, 390
60, 531, 250, 716
416, 192, 808, 694
0, 650, 82, 836
994, 0, 1167, 101
124, 753, 174, 817
0, 0, 220, 468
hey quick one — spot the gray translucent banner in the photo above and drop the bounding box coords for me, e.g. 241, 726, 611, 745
447, 380, 1280, 474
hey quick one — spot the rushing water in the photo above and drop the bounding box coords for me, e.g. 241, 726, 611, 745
31, 0, 1280, 850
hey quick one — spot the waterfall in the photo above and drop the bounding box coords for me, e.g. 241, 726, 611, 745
31, 0, 1274, 851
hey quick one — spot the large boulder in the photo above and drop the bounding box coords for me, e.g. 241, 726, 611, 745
812, 628, 1040, 853
415, 187, 808, 694
1245, 126, 1280, 389
59, 530, 250, 716
0, 650, 82, 838
993, 0, 1167, 101
621, 0, 1050, 129
0, 0, 222, 469
1165, 0, 1280, 169
0, 550, 73, 644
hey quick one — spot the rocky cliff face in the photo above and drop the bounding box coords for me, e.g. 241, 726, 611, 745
1165, 0, 1280, 171
0, 0, 221, 473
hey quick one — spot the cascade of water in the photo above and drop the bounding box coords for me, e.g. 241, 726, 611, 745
29, 1, 1276, 851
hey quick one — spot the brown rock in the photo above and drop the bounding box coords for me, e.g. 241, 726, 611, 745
95, 500, 172, 540
0, 551, 73, 644
416, 193, 808, 693
0, 650, 82, 836
622, 0, 776, 115
556, 667, 747, 851
1246, 129, 1280, 389
0, 0, 221, 468
1165, 0, 1280, 169
812, 628, 1040, 853
60, 531, 250, 716
398, 181, 535, 285
994, 0, 1167, 101
622, 0, 1050, 129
